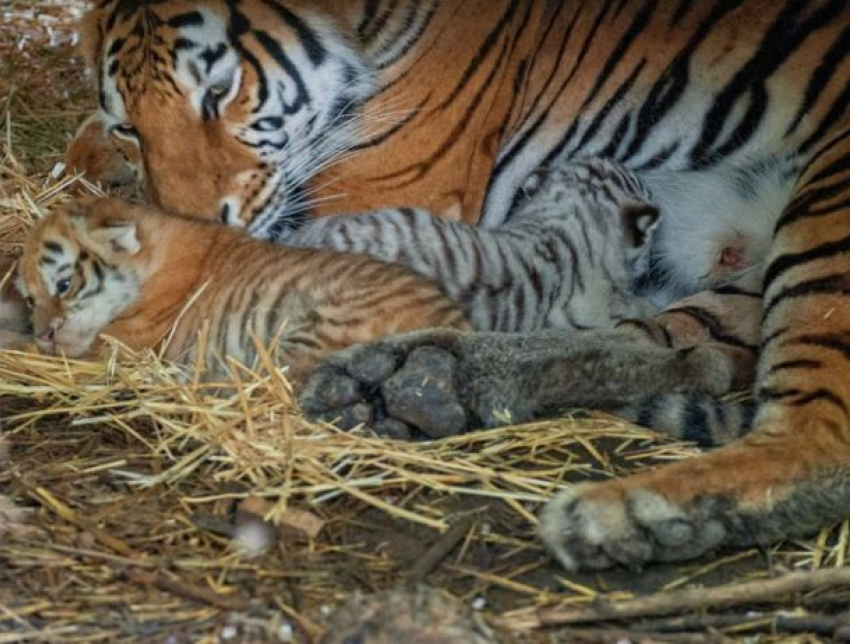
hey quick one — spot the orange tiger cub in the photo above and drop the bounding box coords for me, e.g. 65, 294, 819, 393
17, 199, 469, 385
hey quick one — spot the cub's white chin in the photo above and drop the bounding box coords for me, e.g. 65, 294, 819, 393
51, 334, 97, 358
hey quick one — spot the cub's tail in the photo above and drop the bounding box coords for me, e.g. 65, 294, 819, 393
614, 393, 757, 447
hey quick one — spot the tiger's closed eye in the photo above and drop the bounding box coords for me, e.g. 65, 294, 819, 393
208, 79, 231, 97
203, 75, 236, 118
111, 123, 139, 143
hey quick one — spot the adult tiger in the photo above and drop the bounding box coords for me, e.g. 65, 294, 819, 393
69, 0, 850, 570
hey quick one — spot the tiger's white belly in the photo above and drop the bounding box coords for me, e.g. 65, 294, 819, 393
640, 157, 797, 306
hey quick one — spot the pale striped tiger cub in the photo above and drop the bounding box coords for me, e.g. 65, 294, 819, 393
290, 158, 660, 333
16, 198, 470, 386
291, 157, 762, 444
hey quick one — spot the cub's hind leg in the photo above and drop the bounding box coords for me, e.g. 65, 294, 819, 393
300, 326, 741, 439
541, 134, 850, 570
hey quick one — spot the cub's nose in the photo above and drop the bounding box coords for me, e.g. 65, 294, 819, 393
38, 318, 65, 344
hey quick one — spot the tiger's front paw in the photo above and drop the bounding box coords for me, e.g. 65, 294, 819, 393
299, 329, 470, 439
538, 483, 729, 570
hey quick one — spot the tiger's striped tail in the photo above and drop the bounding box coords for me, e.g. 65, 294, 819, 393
614, 394, 757, 447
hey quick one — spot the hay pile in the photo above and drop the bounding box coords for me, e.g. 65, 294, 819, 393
2, 3, 850, 643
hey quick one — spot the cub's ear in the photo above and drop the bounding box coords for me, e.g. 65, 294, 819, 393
520, 167, 550, 199
80, 221, 141, 257
621, 202, 661, 248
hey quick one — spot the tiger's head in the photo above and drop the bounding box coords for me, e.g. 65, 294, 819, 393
17, 201, 144, 357
80, 1, 374, 239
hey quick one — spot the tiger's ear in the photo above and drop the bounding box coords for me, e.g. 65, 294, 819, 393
621, 202, 660, 248
81, 221, 142, 257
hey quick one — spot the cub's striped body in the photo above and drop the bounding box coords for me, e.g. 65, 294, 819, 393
68, 1, 850, 571
292, 158, 660, 332
17, 199, 468, 385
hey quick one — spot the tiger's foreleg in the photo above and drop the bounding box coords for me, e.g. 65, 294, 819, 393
540, 136, 850, 570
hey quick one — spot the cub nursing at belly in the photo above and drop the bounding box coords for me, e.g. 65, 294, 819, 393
16, 199, 469, 385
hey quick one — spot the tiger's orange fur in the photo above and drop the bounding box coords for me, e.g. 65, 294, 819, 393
18, 199, 468, 384
65, 0, 850, 570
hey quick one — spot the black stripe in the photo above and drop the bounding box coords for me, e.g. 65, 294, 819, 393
488, 2, 580, 192
683, 395, 712, 445
763, 232, 850, 293
665, 305, 757, 350
437, 1, 522, 112
357, 0, 382, 38
791, 388, 849, 418
577, 0, 658, 114
775, 153, 850, 233
535, 4, 614, 167
107, 37, 126, 58
635, 395, 661, 428
623, 0, 741, 164
224, 1, 269, 106
763, 273, 850, 319
200, 43, 226, 72
711, 284, 761, 298
758, 386, 803, 402
793, 332, 850, 362
786, 24, 850, 137
167, 12, 204, 29
261, 0, 326, 66
767, 358, 823, 376
174, 37, 198, 52
740, 402, 757, 433
254, 30, 311, 114
691, 0, 845, 166
574, 61, 646, 153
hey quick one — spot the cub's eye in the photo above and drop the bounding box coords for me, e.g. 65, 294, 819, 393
111, 123, 138, 142
56, 278, 72, 295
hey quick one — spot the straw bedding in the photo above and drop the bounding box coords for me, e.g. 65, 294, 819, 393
2, 3, 850, 642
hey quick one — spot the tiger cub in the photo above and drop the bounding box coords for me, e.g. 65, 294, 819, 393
16, 199, 469, 385
290, 158, 660, 333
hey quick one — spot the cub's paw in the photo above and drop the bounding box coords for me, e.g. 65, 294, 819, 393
538, 483, 729, 570
300, 329, 469, 439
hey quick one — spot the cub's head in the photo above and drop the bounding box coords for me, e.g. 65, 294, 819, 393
18, 202, 143, 357
80, 1, 374, 239
519, 158, 661, 279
